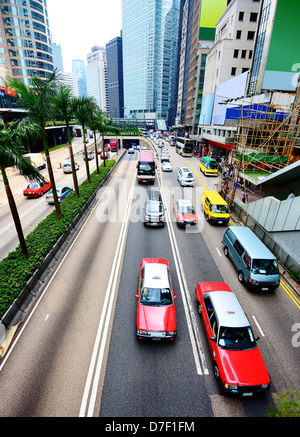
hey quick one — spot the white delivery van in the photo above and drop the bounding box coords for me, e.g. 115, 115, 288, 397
24, 153, 46, 169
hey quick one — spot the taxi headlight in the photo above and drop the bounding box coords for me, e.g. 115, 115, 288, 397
224, 382, 238, 390
137, 329, 148, 335
166, 330, 176, 336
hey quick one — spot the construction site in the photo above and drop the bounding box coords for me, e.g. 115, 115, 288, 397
219, 87, 300, 207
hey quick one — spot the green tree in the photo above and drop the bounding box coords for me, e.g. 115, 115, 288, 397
73, 96, 98, 183
0, 119, 45, 259
6, 70, 62, 220
94, 110, 121, 167
54, 84, 79, 197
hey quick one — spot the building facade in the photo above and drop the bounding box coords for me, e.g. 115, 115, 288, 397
0, 0, 54, 88
202, 0, 260, 98
72, 59, 87, 97
122, 0, 181, 123
86, 45, 108, 111
106, 35, 124, 119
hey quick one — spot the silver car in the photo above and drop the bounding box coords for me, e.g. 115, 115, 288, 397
46, 185, 73, 204
177, 167, 194, 186
162, 161, 172, 172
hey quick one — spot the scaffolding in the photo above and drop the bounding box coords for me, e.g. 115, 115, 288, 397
220, 87, 300, 209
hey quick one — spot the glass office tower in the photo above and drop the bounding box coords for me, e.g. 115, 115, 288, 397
122, 0, 181, 121
0, 0, 54, 85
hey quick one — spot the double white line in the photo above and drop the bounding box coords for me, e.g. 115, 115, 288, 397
0, 197, 45, 236
79, 170, 136, 417
157, 173, 209, 376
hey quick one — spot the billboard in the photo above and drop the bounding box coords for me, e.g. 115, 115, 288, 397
262, 0, 300, 91
199, 0, 227, 40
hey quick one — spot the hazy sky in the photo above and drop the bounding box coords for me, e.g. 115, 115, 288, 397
47, 0, 122, 72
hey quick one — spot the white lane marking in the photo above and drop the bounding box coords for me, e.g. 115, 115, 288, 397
0, 197, 45, 235
158, 171, 209, 376
216, 248, 222, 257
79, 169, 136, 417
252, 315, 265, 337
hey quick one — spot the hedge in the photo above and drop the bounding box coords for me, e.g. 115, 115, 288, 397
0, 159, 116, 319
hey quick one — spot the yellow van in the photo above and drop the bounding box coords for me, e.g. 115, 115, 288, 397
201, 190, 230, 225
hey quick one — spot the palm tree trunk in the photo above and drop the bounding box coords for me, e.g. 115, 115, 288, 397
93, 129, 99, 174
82, 127, 91, 183
102, 133, 106, 167
43, 137, 62, 220
1, 166, 29, 259
67, 124, 79, 197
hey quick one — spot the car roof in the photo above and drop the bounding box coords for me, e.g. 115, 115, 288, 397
203, 190, 228, 205
227, 226, 276, 260
205, 290, 250, 328
143, 262, 170, 289
180, 167, 191, 172
177, 199, 192, 206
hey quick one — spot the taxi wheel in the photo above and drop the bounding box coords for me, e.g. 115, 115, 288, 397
213, 363, 220, 381
40, 191, 44, 196
197, 303, 201, 314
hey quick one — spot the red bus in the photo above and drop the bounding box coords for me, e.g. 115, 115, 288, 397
136, 149, 156, 183
110, 138, 118, 152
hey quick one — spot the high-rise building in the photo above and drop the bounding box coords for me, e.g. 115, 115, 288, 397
86, 46, 108, 111
0, 0, 54, 87
72, 59, 87, 97
122, 0, 181, 123
106, 35, 124, 118
52, 42, 64, 72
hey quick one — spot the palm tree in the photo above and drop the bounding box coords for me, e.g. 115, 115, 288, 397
54, 84, 79, 197
86, 112, 100, 175
0, 119, 46, 259
73, 96, 98, 183
95, 110, 121, 167
6, 70, 62, 220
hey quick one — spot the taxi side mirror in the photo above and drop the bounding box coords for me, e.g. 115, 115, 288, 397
174, 296, 177, 301
210, 337, 216, 342
135, 295, 139, 299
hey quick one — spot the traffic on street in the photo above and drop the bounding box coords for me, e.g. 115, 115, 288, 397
0, 134, 299, 418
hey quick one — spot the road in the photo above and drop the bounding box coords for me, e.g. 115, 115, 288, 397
0, 134, 99, 261
0, 138, 299, 418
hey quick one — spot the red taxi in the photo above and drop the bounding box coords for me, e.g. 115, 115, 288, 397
135, 258, 177, 340
173, 199, 197, 227
196, 282, 270, 395
23, 181, 51, 198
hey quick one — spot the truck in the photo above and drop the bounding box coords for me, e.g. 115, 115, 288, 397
24, 153, 46, 170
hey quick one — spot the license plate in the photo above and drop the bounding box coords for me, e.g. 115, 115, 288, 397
262, 288, 269, 291
218, 221, 223, 224
28, 192, 32, 194
243, 393, 253, 397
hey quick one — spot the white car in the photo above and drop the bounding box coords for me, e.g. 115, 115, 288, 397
63, 160, 79, 173
177, 167, 194, 186
162, 161, 172, 172
128, 148, 134, 154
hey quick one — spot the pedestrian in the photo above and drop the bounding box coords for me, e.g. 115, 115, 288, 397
242, 191, 248, 203
287, 190, 295, 199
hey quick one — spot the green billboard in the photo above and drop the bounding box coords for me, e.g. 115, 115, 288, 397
199, 0, 227, 41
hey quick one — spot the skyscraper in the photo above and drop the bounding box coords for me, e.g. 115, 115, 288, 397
122, 0, 181, 123
86, 46, 108, 111
0, 0, 54, 86
72, 59, 87, 97
106, 35, 124, 118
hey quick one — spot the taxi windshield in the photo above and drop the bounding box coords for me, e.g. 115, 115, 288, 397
140, 287, 172, 305
27, 183, 40, 189
218, 326, 256, 350
178, 205, 195, 214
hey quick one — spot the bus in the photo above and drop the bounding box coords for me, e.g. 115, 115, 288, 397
199, 156, 219, 176
176, 137, 194, 157
110, 138, 118, 152
137, 149, 156, 184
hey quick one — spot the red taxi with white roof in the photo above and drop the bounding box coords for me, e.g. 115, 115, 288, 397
135, 258, 177, 340
196, 281, 270, 395
173, 199, 197, 227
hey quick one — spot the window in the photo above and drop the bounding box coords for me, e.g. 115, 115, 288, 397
247, 31, 255, 40
249, 50, 253, 59
231, 67, 236, 76
250, 12, 258, 22
238, 11, 244, 21
233, 49, 239, 58
236, 30, 242, 39
233, 240, 244, 256
241, 50, 247, 58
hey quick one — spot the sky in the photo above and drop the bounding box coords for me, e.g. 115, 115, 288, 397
47, 0, 122, 72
